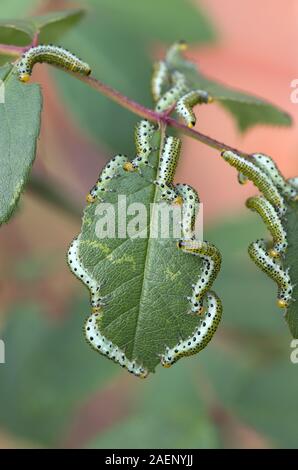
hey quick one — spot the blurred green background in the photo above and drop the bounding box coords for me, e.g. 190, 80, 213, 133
0, 0, 297, 449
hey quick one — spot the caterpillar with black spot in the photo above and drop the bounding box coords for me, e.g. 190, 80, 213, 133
154, 135, 183, 204
16, 45, 91, 82
176, 183, 200, 239
130, 120, 156, 170
85, 312, 148, 378
252, 153, 297, 200
221, 150, 286, 216
177, 239, 222, 315
246, 196, 287, 258
67, 236, 103, 312
151, 61, 170, 102
175, 90, 212, 128
288, 177, 298, 189
155, 71, 188, 113
161, 291, 222, 368
86, 154, 128, 203
248, 239, 294, 309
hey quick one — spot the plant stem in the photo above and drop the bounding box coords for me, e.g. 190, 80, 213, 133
0, 44, 24, 56
70, 72, 249, 157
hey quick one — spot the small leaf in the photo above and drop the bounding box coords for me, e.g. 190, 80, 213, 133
33, 9, 85, 44
167, 47, 292, 131
0, 9, 85, 46
0, 19, 36, 45
0, 64, 42, 225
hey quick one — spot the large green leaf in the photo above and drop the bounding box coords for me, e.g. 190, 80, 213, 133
0, 300, 117, 445
0, 9, 85, 45
74, 131, 221, 373
283, 202, 298, 337
0, 64, 41, 225
52, 0, 215, 153
166, 48, 292, 131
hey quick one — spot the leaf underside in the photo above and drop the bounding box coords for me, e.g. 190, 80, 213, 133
76, 132, 209, 373
0, 9, 85, 45
0, 64, 42, 224
284, 201, 298, 337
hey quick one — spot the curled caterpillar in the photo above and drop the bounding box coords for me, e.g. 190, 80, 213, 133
165, 40, 188, 65
86, 154, 128, 203
175, 90, 212, 128
16, 44, 91, 82
246, 196, 287, 258
67, 236, 103, 312
130, 120, 155, 170
221, 150, 286, 216
154, 135, 182, 204
155, 71, 188, 113
161, 291, 222, 368
176, 183, 200, 239
248, 239, 294, 309
85, 312, 148, 378
178, 239, 222, 315
151, 61, 170, 102
252, 153, 297, 200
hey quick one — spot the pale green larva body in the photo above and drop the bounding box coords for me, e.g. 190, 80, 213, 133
165, 40, 188, 65
161, 291, 222, 368
85, 312, 148, 378
287, 177, 298, 190
176, 183, 200, 239
252, 153, 297, 200
175, 90, 211, 128
16, 44, 91, 82
131, 120, 155, 169
151, 60, 170, 102
248, 239, 294, 309
86, 154, 128, 203
221, 150, 286, 216
67, 236, 103, 311
178, 239, 222, 315
155, 136, 182, 203
246, 196, 287, 258
155, 71, 188, 113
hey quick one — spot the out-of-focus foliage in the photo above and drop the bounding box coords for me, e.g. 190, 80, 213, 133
0, 301, 116, 445
0, 9, 84, 45
0, 216, 296, 448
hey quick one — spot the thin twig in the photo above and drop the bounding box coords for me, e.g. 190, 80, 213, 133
69, 72, 250, 157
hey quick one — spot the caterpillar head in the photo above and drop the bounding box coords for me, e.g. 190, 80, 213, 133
277, 298, 288, 309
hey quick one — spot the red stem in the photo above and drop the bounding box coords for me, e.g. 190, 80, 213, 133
71, 73, 249, 157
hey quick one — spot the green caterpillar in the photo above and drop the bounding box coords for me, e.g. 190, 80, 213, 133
176, 90, 212, 128
161, 291, 222, 367
246, 196, 287, 258
16, 45, 91, 82
178, 239, 222, 315
248, 239, 294, 309
221, 150, 286, 216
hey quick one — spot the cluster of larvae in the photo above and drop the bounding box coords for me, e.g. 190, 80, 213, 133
221, 150, 297, 310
